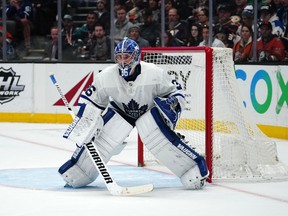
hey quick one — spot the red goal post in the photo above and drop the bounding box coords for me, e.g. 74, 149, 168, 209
138, 47, 288, 183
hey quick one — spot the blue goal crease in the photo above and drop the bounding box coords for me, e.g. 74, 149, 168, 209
0, 165, 182, 191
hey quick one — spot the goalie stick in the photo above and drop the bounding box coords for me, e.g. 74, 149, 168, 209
49, 73, 154, 196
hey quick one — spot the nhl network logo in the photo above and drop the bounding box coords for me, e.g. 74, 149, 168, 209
0, 67, 25, 104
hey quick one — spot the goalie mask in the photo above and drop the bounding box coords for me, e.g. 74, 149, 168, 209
114, 37, 141, 78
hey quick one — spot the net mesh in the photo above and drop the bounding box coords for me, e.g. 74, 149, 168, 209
141, 47, 288, 181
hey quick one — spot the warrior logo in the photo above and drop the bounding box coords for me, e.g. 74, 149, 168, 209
0, 67, 25, 104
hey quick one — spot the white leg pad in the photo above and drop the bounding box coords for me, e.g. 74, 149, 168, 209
59, 145, 101, 188
180, 166, 208, 189
136, 107, 209, 189
59, 108, 133, 188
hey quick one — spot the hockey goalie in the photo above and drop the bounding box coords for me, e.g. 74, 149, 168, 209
58, 37, 209, 190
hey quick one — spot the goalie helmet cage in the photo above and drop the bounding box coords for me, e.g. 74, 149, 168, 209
138, 47, 288, 183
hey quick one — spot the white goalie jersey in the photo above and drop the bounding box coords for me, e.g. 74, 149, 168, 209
79, 61, 185, 121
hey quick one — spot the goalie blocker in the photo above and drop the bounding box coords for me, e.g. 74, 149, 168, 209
136, 107, 209, 189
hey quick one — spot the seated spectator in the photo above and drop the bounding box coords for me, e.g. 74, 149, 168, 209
164, 0, 173, 25
241, 5, 254, 29
128, 25, 150, 48
61, 14, 77, 60
233, 24, 253, 62
95, 0, 110, 35
166, 8, 189, 46
214, 4, 235, 36
44, 26, 58, 61
114, 6, 134, 44
140, 8, 161, 47
197, 7, 209, 27
62, 14, 77, 46
0, 30, 19, 60
6, 0, 33, 50
233, 5, 261, 48
187, 23, 203, 46
215, 4, 241, 47
259, 4, 285, 37
88, 24, 112, 61
237, 5, 257, 39
73, 11, 98, 47
147, 0, 161, 23
257, 21, 285, 62
44, 25, 76, 61
199, 25, 226, 47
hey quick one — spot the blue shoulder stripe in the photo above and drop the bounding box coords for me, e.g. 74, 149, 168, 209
79, 95, 106, 110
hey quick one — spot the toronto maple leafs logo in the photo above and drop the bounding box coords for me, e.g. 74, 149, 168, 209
123, 99, 148, 119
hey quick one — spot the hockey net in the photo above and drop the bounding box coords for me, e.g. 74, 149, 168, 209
139, 47, 288, 182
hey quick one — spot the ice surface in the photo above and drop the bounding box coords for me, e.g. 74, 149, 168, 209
0, 123, 288, 216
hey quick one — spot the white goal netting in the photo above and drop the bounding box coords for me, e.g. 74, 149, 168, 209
140, 47, 288, 182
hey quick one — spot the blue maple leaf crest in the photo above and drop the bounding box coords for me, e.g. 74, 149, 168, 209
123, 99, 148, 119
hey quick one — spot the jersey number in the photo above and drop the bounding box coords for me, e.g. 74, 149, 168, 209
85, 85, 96, 97
172, 80, 182, 90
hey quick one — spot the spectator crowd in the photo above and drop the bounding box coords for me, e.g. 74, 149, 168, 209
0, 0, 287, 62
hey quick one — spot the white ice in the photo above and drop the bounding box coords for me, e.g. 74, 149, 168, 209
0, 122, 288, 216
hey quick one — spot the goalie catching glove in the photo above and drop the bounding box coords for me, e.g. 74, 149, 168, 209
63, 103, 104, 144
154, 96, 181, 130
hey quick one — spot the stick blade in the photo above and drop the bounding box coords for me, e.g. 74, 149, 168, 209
109, 184, 154, 196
